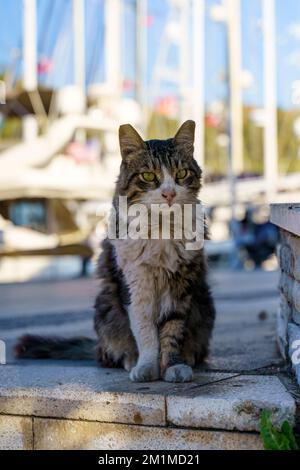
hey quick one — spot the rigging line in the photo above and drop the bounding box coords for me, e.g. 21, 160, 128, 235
90, 1, 105, 85
86, 0, 99, 85
9, 6, 24, 91
47, 0, 70, 61
45, 1, 71, 88
46, 2, 71, 118
91, 27, 104, 85
37, 0, 53, 55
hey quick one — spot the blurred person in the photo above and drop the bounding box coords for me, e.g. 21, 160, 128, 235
231, 207, 279, 269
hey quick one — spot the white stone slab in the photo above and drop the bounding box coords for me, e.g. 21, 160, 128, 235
167, 375, 295, 432
0, 364, 166, 426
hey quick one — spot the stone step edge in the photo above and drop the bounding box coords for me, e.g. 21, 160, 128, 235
0, 374, 296, 433
0, 415, 264, 450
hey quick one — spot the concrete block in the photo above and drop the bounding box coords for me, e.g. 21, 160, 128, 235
167, 375, 295, 432
0, 416, 32, 450
33, 419, 263, 450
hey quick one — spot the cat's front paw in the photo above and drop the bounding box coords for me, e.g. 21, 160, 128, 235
164, 364, 193, 383
129, 361, 160, 382
123, 354, 138, 372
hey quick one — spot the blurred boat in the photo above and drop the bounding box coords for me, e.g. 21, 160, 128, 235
0, 84, 144, 282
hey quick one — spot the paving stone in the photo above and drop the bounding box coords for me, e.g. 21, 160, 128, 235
288, 323, 300, 387
1, 270, 281, 373
0, 364, 165, 426
0, 416, 32, 450
167, 375, 295, 432
0, 365, 236, 428
33, 418, 263, 450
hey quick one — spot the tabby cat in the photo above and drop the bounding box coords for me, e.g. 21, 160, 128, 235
15, 120, 216, 383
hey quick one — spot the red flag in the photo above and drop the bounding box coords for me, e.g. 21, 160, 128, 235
123, 78, 134, 92
155, 96, 178, 117
144, 14, 154, 28
38, 58, 53, 75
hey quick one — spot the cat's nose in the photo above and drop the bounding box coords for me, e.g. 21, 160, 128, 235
162, 189, 176, 205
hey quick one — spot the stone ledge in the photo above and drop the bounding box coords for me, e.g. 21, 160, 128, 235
271, 204, 300, 238
0, 364, 295, 434
0, 364, 167, 427
167, 375, 295, 432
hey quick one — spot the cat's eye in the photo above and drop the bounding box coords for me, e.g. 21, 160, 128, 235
142, 172, 156, 182
176, 169, 188, 180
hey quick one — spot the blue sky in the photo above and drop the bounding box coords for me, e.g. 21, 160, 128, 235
1, 0, 300, 109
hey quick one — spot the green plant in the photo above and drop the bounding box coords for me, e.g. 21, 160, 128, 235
260, 410, 299, 450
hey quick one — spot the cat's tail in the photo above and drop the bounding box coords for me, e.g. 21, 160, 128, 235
14, 335, 96, 360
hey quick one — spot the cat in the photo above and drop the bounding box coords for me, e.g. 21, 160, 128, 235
15, 120, 216, 383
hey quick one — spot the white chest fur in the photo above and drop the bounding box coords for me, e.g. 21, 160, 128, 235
112, 238, 192, 273
112, 238, 193, 319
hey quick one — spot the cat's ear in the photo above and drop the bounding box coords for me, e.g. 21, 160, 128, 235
119, 124, 146, 161
174, 120, 195, 155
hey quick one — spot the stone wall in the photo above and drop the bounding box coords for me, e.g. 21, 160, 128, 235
271, 204, 300, 387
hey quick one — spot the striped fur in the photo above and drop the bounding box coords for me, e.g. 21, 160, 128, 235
15, 121, 216, 383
